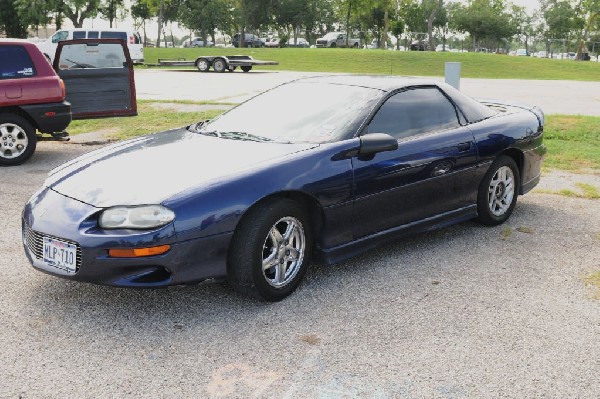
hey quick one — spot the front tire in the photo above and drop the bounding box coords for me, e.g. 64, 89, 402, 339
476, 155, 520, 225
0, 114, 36, 166
196, 58, 210, 72
227, 199, 312, 301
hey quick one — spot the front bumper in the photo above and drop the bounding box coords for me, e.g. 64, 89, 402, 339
22, 187, 231, 287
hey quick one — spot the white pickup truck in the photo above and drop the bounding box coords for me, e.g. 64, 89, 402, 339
316, 32, 360, 48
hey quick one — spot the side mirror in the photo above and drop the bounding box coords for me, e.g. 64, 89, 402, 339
358, 133, 398, 156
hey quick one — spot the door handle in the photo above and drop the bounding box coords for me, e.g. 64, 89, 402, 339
457, 141, 472, 152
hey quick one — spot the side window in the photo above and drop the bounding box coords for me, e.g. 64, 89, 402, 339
101, 31, 127, 41
51, 31, 69, 43
367, 87, 460, 140
88, 31, 99, 39
73, 31, 86, 39
0, 46, 36, 79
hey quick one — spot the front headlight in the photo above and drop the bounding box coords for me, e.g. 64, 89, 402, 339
99, 205, 175, 229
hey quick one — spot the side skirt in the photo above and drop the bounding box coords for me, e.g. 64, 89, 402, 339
314, 205, 478, 265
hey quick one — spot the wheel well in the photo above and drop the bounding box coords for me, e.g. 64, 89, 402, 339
500, 149, 523, 177
241, 192, 324, 247
0, 107, 39, 131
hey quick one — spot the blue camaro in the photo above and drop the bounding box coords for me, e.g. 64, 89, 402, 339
22, 76, 546, 301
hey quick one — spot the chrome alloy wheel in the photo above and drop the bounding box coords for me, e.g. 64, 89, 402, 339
488, 166, 515, 217
0, 123, 28, 160
261, 217, 305, 288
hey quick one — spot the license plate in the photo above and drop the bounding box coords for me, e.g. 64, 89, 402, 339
43, 237, 77, 272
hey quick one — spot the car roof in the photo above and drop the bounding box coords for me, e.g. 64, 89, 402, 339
296, 75, 440, 92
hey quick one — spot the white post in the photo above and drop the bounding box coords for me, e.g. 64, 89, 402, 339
445, 62, 461, 90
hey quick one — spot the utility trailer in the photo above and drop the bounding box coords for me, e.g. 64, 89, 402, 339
157, 55, 278, 72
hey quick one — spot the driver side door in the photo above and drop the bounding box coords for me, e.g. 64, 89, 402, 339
352, 86, 479, 240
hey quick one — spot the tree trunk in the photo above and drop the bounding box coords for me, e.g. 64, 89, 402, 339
157, 0, 165, 48
427, 0, 443, 51
345, 0, 352, 47
383, 8, 389, 49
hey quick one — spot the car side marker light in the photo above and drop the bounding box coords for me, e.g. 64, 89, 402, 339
108, 245, 171, 258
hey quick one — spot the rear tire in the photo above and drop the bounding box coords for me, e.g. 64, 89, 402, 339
0, 113, 36, 166
213, 58, 226, 73
476, 155, 520, 225
330, 42, 336, 48
227, 198, 312, 301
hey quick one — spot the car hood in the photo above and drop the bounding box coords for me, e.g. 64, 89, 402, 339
47, 128, 318, 207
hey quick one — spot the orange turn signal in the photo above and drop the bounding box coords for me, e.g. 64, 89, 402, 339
108, 245, 171, 258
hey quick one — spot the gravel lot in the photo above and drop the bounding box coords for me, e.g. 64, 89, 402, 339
1, 142, 599, 398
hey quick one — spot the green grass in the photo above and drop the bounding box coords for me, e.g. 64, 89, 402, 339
68, 100, 224, 140
142, 47, 600, 81
544, 115, 600, 171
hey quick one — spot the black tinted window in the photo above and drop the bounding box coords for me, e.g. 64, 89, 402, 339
100, 31, 127, 41
368, 87, 460, 139
88, 31, 99, 39
73, 31, 86, 39
0, 46, 36, 79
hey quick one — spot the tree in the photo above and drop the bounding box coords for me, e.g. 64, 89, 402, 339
15, 0, 54, 32
390, 18, 405, 49
61, 0, 101, 28
451, 0, 517, 51
131, 0, 152, 43
574, 0, 600, 59
99, 0, 126, 28
179, 0, 232, 45
0, 0, 28, 37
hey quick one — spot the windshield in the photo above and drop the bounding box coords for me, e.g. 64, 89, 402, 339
198, 82, 381, 143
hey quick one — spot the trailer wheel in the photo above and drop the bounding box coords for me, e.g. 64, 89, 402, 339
196, 58, 210, 72
330, 42, 336, 48
228, 66, 237, 72
353, 42, 359, 48
241, 66, 252, 73
213, 58, 227, 73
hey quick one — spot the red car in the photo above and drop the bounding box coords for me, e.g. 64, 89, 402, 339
1, 38, 137, 166
0, 39, 71, 165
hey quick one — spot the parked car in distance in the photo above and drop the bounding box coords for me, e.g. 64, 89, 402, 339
184, 37, 214, 47
265, 38, 280, 48
435, 44, 451, 52
287, 37, 309, 48
514, 48, 528, 56
36, 28, 144, 64
316, 32, 360, 48
0, 39, 71, 165
23, 75, 546, 302
233, 33, 264, 48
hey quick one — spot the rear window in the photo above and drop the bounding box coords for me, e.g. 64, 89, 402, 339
57, 42, 126, 70
73, 31, 86, 39
100, 31, 127, 41
88, 31, 99, 39
0, 45, 36, 80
